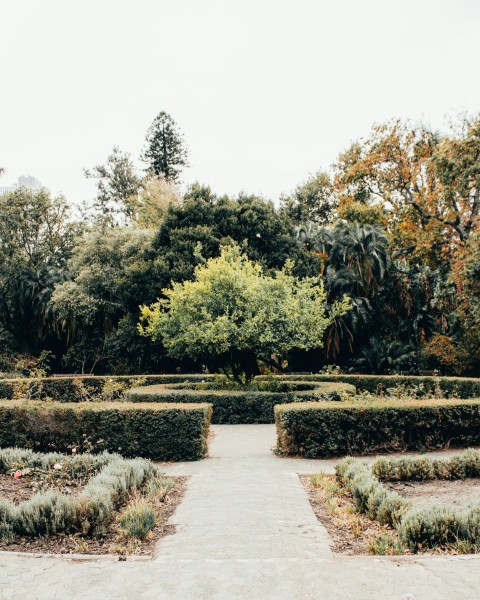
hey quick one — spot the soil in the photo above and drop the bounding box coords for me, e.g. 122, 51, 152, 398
386, 478, 480, 509
0, 473, 85, 503
300, 474, 390, 555
0, 476, 187, 557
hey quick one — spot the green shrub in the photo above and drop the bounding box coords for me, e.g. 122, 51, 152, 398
0, 374, 211, 402
275, 374, 480, 399
120, 500, 156, 539
0, 451, 163, 538
275, 398, 480, 458
372, 449, 480, 482
398, 506, 460, 550
335, 454, 480, 552
126, 381, 355, 424
335, 458, 410, 527
0, 401, 212, 461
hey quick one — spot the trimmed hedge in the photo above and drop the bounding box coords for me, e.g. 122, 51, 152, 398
0, 401, 212, 461
275, 374, 480, 399
125, 381, 355, 424
2, 373, 479, 403
0, 374, 211, 402
275, 398, 480, 458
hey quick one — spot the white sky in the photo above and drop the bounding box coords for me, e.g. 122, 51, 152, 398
1, 0, 479, 205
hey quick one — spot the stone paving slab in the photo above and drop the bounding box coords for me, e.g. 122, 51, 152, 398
0, 425, 479, 599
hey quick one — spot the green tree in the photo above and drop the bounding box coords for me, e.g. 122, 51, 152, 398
84, 146, 140, 224
280, 171, 337, 225
0, 187, 79, 354
141, 111, 189, 183
139, 245, 350, 384
51, 226, 160, 373
150, 187, 316, 290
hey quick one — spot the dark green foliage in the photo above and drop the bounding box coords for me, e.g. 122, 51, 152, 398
275, 398, 480, 458
0, 401, 212, 461
126, 381, 355, 424
141, 111, 189, 183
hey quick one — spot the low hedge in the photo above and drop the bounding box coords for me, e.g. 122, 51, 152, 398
0, 401, 212, 461
0, 374, 211, 402
125, 381, 355, 424
0, 449, 157, 538
275, 398, 480, 458
275, 374, 480, 399
336, 451, 480, 551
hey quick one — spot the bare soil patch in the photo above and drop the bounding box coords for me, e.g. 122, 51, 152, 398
0, 473, 85, 503
386, 478, 480, 509
0, 476, 187, 557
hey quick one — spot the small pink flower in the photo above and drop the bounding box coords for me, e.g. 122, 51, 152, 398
53, 463, 62, 470
13, 470, 22, 480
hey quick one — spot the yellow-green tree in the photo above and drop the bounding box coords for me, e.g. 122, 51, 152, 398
139, 245, 350, 383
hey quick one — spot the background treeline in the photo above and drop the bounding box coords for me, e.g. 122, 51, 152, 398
1, 113, 479, 377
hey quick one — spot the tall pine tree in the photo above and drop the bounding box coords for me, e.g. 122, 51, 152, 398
141, 111, 189, 183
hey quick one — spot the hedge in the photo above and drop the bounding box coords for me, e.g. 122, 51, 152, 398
0, 374, 211, 402
275, 398, 480, 458
336, 451, 480, 551
0, 401, 212, 461
274, 374, 480, 398
125, 381, 355, 424
2, 373, 479, 403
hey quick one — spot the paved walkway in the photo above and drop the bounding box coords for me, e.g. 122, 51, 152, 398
0, 425, 479, 599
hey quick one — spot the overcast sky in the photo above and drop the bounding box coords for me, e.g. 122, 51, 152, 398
1, 0, 479, 205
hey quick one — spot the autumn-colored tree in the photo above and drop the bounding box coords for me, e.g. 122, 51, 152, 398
334, 117, 480, 267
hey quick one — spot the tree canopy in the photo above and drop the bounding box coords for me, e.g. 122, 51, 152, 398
139, 245, 350, 383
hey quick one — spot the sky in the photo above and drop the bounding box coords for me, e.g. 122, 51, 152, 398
1, 0, 480, 205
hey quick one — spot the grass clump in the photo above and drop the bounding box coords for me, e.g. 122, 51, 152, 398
120, 500, 156, 540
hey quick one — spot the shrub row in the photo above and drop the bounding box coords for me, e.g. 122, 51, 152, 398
336, 451, 480, 551
275, 398, 480, 458
335, 458, 410, 527
125, 381, 355, 424
276, 374, 480, 399
2, 373, 479, 403
0, 401, 212, 461
372, 449, 480, 481
0, 450, 157, 538
0, 374, 211, 402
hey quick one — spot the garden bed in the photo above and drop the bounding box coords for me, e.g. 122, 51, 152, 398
0, 448, 186, 557
304, 450, 480, 555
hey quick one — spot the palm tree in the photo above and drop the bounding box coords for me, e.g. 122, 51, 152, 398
299, 221, 390, 359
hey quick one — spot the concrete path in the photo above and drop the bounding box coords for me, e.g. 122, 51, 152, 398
0, 425, 479, 600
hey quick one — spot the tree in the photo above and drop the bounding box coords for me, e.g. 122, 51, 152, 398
84, 146, 140, 224
141, 111, 189, 183
334, 117, 480, 267
51, 226, 161, 373
139, 245, 350, 384
149, 188, 316, 291
134, 175, 181, 228
280, 171, 337, 225
298, 221, 389, 359
0, 187, 79, 354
